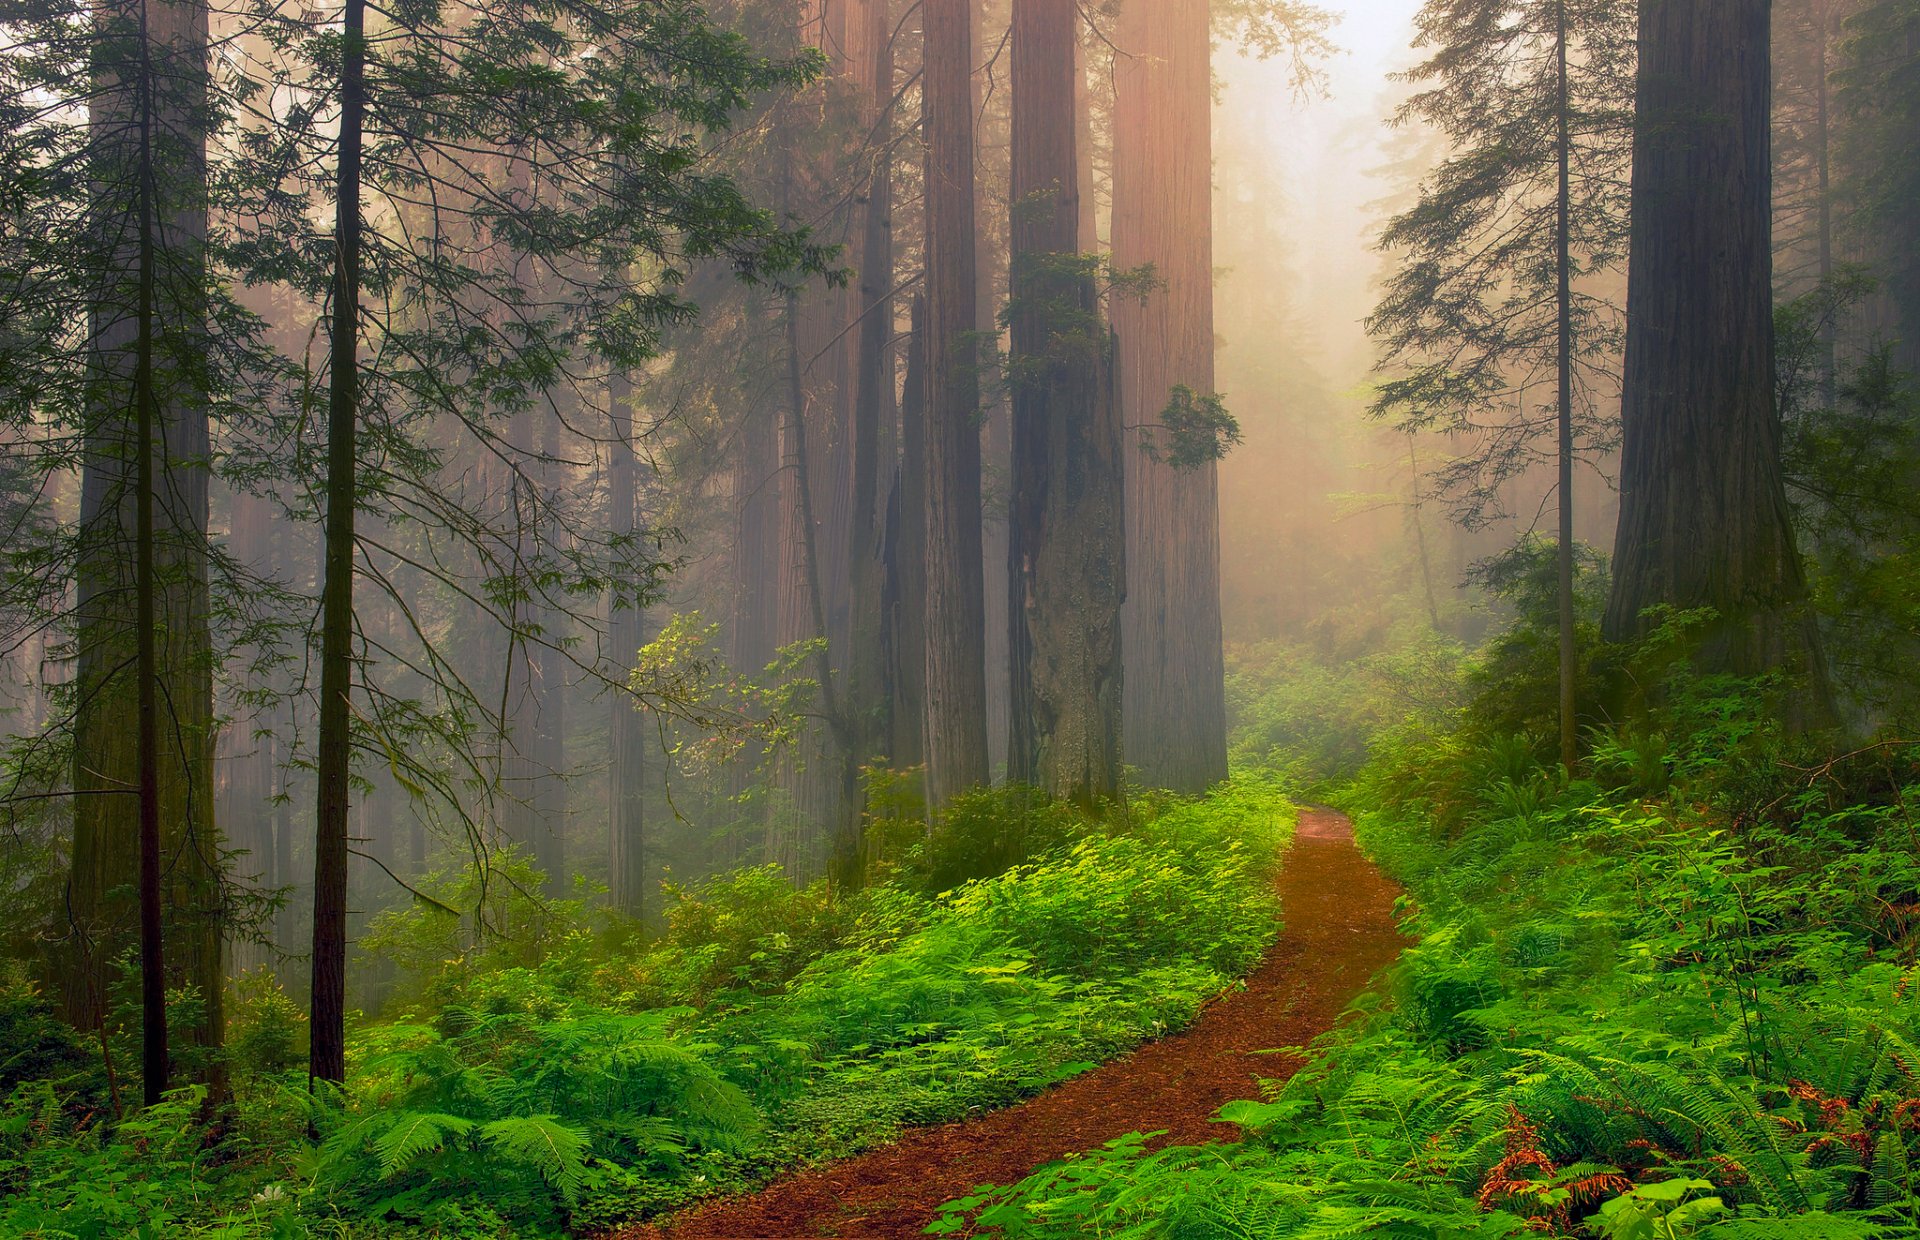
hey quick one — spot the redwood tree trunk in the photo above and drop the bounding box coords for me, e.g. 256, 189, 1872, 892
310, 0, 366, 1089
1111, 0, 1227, 793
921, 0, 991, 807
1007, 0, 1125, 808
66, 0, 223, 1094
1605, 0, 1831, 715
840, 0, 897, 887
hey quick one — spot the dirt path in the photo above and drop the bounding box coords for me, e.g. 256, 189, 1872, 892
621, 807, 1405, 1240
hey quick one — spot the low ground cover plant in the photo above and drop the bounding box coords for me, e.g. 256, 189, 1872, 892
0, 778, 1294, 1237
936, 672, 1920, 1239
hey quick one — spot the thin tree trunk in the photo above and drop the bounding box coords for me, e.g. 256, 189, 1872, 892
1555, 0, 1579, 775
886, 297, 930, 773
1406, 437, 1443, 631
133, 62, 168, 1098
606, 368, 649, 920
976, 0, 1013, 786
922, 0, 991, 808
310, 0, 365, 1090
1007, 0, 1125, 808
532, 406, 567, 896
1111, 0, 1227, 794
1605, 0, 1832, 719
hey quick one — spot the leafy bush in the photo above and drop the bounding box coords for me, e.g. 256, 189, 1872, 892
1227, 632, 1470, 786
639, 866, 853, 1003
909, 784, 1092, 895
360, 849, 595, 1007
313, 1006, 759, 1233
0, 1083, 298, 1238
0, 971, 100, 1102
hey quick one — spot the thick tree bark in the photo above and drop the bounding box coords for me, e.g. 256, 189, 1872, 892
1605, 0, 1832, 717
310, 0, 366, 1089
65, 0, 223, 1094
1111, 0, 1227, 794
1007, 0, 1125, 808
839, 0, 897, 888
921, 0, 991, 808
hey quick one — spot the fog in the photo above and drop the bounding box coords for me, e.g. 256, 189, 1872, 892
1215, 1, 1434, 644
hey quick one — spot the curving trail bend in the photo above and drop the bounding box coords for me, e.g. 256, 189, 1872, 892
617, 807, 1406, 1240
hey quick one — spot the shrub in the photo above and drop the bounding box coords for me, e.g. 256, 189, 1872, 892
908, 784, 1092, 895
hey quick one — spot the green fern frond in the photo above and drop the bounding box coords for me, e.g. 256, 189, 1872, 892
369, 1110, 475, 1177
479, 1114, 591, 1203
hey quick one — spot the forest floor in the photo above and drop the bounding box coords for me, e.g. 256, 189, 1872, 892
617, 807, 1406, 1240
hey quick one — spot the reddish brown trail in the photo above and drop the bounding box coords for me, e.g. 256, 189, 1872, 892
617, 807, 1405, 1240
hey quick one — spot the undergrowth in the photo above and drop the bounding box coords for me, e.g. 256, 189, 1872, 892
938, 664, 1920, 1238
0, 777, 1293, 1238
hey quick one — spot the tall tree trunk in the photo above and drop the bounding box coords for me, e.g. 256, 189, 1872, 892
1605, 0, 1832, 716
1406, 437, 1444, 631
498, 406, 540, 852
65, 0, 223, 1095
780, 283, 853, 878
1813, 0, 1838, 406
269, 515, 297, 957
976, 0, 1013, 786
606, 369, 650, 920
1007, 0, 1125, 808
310, 0, 365, 1089
922, 0, 991, 807
532, 406, 568, 896
1111, 0, 1227, 793
732, 359, 781, 680
1555, 0, 1579, 775
840, 0, 898, 887
886, 297, 930, 772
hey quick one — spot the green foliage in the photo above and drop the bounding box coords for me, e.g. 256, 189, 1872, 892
909, 785, 1093, 895
0, 1084, 301, 1238
0, 971, 100, 1103
1776, 276, 1920, 729
1227, 629, 1470, 786
360, 849, 593, 1004
638, 866, 856, 1003
227, 970, 309, 1082
4, 778, 1296, 1236
1370, 0, 1634, 528
1460, 534, 1609, 744
312, 1006, 758, 1232
1139, 385, 1244, 471
940, 684, 1920, 1239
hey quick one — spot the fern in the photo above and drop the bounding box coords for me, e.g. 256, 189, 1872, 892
369, 1110, 475, 1177
479, 1116, 591, 1202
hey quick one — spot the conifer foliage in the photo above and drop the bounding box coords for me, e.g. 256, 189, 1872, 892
1371, 0, 1634, 770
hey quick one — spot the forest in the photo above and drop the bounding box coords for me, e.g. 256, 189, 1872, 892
2, 0, 1919, 1235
